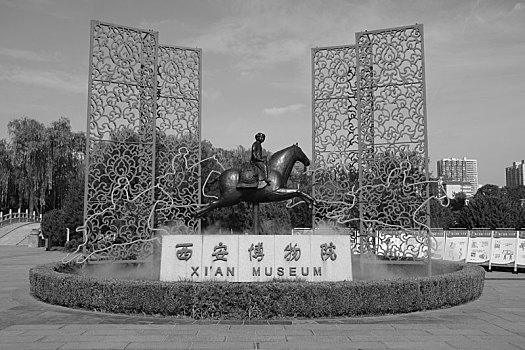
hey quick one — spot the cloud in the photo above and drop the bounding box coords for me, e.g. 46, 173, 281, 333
263, 103, 305, 116
138, 19, 171, 30
202, 87, 222, 102
0, 47, 62, 62
514, 2, 525, 11
0, 64, 86, 94
181, 1, 362, 72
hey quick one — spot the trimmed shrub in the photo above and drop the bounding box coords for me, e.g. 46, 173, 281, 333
29, 261, 485, 319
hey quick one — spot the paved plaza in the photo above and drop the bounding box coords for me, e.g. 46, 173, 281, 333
1, 246, 524, 350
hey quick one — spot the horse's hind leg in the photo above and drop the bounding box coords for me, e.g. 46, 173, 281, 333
194, 193, 242, 218
271, 189, 316, 206
194, 200, 221, 218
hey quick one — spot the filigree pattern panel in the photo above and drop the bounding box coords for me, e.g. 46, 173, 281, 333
356, 26, 423, 88
363, 84, 426, 149
377, 229, 427, 259
356, 24, 429, 257
84, 21, 158, 261
312, 46, 357, 99
156, 97, 199, 137
312, 46, 358, 231
155, 46, 201, 233
85, 140, 155, 260
91, 21, 158, 88
313, 98, 358, 154
89, 81, 156, 142
158, 46, 201, 100
313, 152, 359, 228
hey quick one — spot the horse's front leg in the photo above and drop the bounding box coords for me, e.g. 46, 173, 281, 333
272, 188, 316, 206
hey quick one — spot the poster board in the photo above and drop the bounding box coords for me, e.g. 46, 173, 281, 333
430, 229, 445, 260
443, 230, 469, 261
489, 230, 517, 269
515, 231, 525, 268
466, 229, 492, 265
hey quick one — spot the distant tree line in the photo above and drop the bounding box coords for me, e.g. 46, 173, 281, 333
430, 184, 525, 230
0, 117, 85, 215
0, 117, 86, 247
2, 117, 523, 247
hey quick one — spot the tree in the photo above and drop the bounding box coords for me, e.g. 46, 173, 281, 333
0, 139, 11, 211
452, 184, 522, 229
61, 177, 85, 241
8, 118, 47, 213
44, 117, 85, 209
3, 117, 85, 215
41, 208, 66, 247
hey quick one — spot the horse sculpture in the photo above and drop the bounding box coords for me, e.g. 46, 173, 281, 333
195, 143, 315, 218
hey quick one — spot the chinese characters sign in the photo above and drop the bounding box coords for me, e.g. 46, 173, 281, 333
160, 235, 353, 282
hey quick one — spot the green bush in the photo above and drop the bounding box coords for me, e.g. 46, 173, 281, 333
64, 238, 82, 252
29, 261, 485, 319
41, 209, 66, 247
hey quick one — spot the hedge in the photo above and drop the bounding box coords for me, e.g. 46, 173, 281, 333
29, 261, 485, 319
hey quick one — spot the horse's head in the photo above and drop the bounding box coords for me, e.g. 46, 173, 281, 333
293, 143, 310, 167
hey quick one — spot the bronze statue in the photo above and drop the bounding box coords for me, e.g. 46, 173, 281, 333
251, 132, 270, 184
195, 142, 315, 218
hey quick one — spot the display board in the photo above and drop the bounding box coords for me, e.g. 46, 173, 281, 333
466, 229, 492, 264
443, 230, 469, 261
490, 230, 518, 267
429, 229, 445, 260
517, 231, 525, 268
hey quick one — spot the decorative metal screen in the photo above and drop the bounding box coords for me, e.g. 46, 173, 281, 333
312, 24, 430, 259
155, 45, 201, 233
83, 21, 201, 261
84, 21, 158, 261
311, 46, 358, 231
356, 24, 429, 255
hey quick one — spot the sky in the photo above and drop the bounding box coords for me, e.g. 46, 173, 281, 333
0, 0, 524, 186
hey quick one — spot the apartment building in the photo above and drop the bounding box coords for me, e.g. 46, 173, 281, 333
437, 157, 479, 197
506, 160, 525, 187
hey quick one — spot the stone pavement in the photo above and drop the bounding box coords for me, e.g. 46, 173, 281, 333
1, 246, 524, 350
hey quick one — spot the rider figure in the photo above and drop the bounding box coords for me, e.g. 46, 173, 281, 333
251, 132, 270, 184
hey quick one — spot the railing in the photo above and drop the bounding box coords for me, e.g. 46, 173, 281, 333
0, 209, 42, 228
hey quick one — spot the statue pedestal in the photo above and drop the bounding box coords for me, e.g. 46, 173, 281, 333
160, 234, 353, 282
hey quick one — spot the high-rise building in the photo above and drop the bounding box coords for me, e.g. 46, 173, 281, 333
437, 157, 479, 197
506, 160, 525, 187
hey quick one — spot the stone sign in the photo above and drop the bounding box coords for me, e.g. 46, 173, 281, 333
160, 235, 353, 282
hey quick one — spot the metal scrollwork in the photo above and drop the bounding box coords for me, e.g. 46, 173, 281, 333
312, 46, 359, 231
84, 22, 201, 261
377, 229, 427, 259
356, 24, 429, 257
155, 46, 201, 233
312, 25, 429, 260
85, 21, 159, 260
